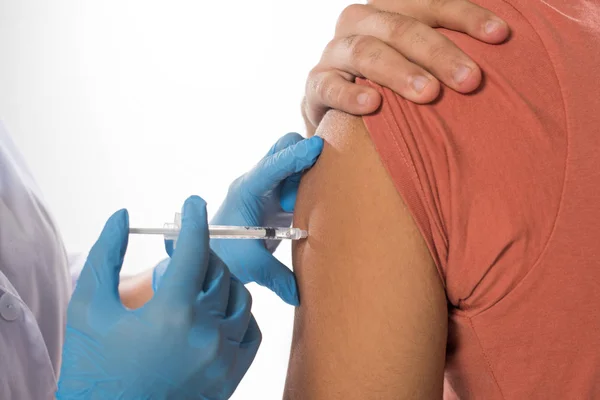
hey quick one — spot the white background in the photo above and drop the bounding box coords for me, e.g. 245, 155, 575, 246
0, 1, 353, 398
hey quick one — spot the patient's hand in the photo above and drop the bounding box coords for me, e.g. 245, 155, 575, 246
303, 0, 510, 136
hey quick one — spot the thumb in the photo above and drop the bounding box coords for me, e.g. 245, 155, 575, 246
73, 209, 130, 306
279, 172, 302, 213
246, 246, 299, 306
246, 136, 324, 196
266, 132, 304, 156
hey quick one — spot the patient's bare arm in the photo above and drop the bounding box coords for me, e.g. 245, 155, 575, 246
285, 111, 447, 399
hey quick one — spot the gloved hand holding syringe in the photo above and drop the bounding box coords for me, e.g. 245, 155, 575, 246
146, 133, 323, 306
129, 212, 308, 244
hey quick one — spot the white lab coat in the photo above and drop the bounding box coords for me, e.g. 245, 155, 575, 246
0, 121, 73, 399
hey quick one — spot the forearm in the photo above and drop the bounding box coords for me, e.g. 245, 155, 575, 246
119, 269, 154, 309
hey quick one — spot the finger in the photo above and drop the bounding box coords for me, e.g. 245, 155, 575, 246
196, 252, 231, 318
221, 277, 253, 342
404, 0, 510, 44
154, 196, 210, 304
164, 239, 175, 257
228, 315, 262, 392
276, 137, 310, 213
246, 245, 299, 306
344, 2, 509, 44
74, 209, 129, 306
340, 10, 481, 93
322, 35, 442, 102
246, 136, 323, 196
230, 315, 261, 384
225, 315, 262, 399
240, 314, 262, 348
151, 258, 170, 292
266, 132, 304, 157
279, 172, 302, 213
305, 69, 382, 126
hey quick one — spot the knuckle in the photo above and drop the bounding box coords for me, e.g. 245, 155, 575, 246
306, 67, 323, 94
341, 34, 359, 53
320, 39, 337, 62
366, 47, 383, 66
336, 4, 367, 32
237, 285, 253, 312
202, 329, 223, 361
255, 326, 263, 346
349, 36, 383, 75
227, 176, 241, 192
242, 289, 253, 310
216, 377, 237, 400
227, 175, 247, 197
375, 9, 397, 26
348, 35, 372, 65
367, 0, 408, 14
244, 324, 262, 351
410, 31, 428, 48
419, 0, 448, 27
160, 307, 190, 327
428, 42, 450, 64
428, 0, 450, 10
387, 14, 420, 41
315, 74, 337, 104
357, 48, 384, 79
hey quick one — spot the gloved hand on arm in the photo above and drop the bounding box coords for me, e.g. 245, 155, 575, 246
57, 196, 260, 400
155, 133, 324, 306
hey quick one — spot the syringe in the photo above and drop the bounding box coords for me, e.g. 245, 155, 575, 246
129, 226, 308, 240
129, 213, 308, 241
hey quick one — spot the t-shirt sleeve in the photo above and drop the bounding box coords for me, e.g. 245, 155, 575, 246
356, 25, 567, 313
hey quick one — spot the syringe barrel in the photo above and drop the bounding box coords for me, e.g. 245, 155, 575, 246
162, 213, 307, 248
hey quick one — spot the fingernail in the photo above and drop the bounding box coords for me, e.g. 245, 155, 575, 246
357, 92, 370, 105
410, 75, 430, 94
484, 18, 504, 35
453, 64, 472, 84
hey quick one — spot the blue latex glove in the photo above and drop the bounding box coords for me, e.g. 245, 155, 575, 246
57, 196, 261, 400
157, 133, 323, 306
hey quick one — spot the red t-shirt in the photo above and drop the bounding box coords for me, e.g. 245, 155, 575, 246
359, 0, 600, 397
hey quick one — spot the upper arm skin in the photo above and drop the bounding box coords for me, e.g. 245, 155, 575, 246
284, 111, 448, 399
